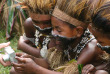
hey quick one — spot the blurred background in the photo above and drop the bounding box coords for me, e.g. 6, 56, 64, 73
0, 0, 27, 73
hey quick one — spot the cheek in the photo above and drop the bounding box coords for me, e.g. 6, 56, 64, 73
60, 30, 74, 38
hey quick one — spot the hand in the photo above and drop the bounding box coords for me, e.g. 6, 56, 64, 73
16, 52, 34, 59
12, 57, 38, 74
0, 54, 11, 67
16, 52, 25, 57
82, 64, 96, 74
0, 42, 10, 49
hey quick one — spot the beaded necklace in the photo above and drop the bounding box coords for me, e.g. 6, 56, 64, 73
64, 29, 95, 61
34, 30, 50, 58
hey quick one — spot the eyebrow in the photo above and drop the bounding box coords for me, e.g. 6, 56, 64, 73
32, 19, 51, 24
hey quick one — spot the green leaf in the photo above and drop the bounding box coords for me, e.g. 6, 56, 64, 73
6, 0, 15, 39
78, 64, 83, 74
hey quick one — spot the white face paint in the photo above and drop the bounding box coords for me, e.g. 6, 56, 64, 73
51, 31, 77, 39
97, 43, 110, 54
33, 24, 52, 34
33, 24, 52, 30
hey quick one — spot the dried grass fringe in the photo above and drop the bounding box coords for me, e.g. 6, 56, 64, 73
47, 47, 79, 74
47, 47, 64, 69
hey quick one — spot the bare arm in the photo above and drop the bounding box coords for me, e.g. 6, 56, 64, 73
13, 57, 63, 74
18, 36, 40, 58
33, 58, 50, 69
77, 39, 102, 65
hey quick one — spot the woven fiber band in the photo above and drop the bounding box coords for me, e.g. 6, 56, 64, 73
52, 7, 87, 29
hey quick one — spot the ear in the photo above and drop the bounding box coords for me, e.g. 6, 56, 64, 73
75, 26, 84, 37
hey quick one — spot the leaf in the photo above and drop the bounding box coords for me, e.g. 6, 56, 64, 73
78, 64, 83, 74
6, 0, 15, 39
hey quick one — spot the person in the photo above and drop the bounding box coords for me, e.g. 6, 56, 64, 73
0, 42, 11, 66
17, 0, 56, 58
11, 0, 107, 74
82, 1, 110, 74
0, 42, 10, 49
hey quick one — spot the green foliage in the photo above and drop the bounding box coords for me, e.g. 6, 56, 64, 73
6, 0, 14, 37
0, 30, 20, 74
78, 64, 83, 74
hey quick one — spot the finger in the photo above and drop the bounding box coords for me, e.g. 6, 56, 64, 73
12, 62, 24, 68
14, 67, 24, 71
85, 65, 94, 74
16, 53, 24, 57
0, 42, 10, 49
82, 66, 88, 74
85, 65, 91, 74
14, 67, 24, 73
82, 65, 90, 74
0, 57, 11, 67
15, 57, 26, 63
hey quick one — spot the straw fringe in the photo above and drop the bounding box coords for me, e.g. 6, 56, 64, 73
47, 47, 64, 69
64, 63, 78, 74
19, 0, 56, 14
55, 0, 96, 23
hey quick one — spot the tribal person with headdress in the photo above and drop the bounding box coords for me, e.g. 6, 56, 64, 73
10, 0, 108, 74
82, 1, 110, 74
14, 0, 57, 70
10, 0, 60, 74
17, 0, 56, 58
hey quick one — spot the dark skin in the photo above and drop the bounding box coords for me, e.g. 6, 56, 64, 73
82, 24, 110, 74
11, 16, 104, 74
18, 17, 40, 58
51, 17, 103, 65
18, 17, 52, 58
11, 15, 64, 74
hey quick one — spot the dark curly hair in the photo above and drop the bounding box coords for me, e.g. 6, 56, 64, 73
92, 1, 110, 33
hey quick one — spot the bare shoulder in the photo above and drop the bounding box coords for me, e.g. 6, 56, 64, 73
24, 17, 33, 26
77, 39, 103, 64
83, 39, 102, 54
79, 39, 98, 57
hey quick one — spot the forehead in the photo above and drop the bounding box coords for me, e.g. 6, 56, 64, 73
29, 13, 51, 22
51, 16, 70, 27
92, 29, 110, 45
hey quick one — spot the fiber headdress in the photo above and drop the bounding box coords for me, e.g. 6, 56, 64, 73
52, 0, 97, 29
19, 0, 56, 21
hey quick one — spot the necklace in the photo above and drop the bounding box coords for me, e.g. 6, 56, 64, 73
64, 29, 95, 61
35, 30, 50, 58
35, 30, 43, 47
40, 35, 50, 58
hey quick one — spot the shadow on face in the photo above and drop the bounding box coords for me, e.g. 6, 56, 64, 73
51, 16, 84, 38
89, 24, 110, 46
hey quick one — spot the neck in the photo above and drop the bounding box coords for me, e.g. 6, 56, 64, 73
70, 36, 83, 49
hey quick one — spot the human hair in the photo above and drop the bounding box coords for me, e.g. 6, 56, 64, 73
92, 1, 110, 33
54, 0, 95, 24
19, 0, 56, 14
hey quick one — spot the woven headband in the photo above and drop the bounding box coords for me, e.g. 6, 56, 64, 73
52, 7, 88, 29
